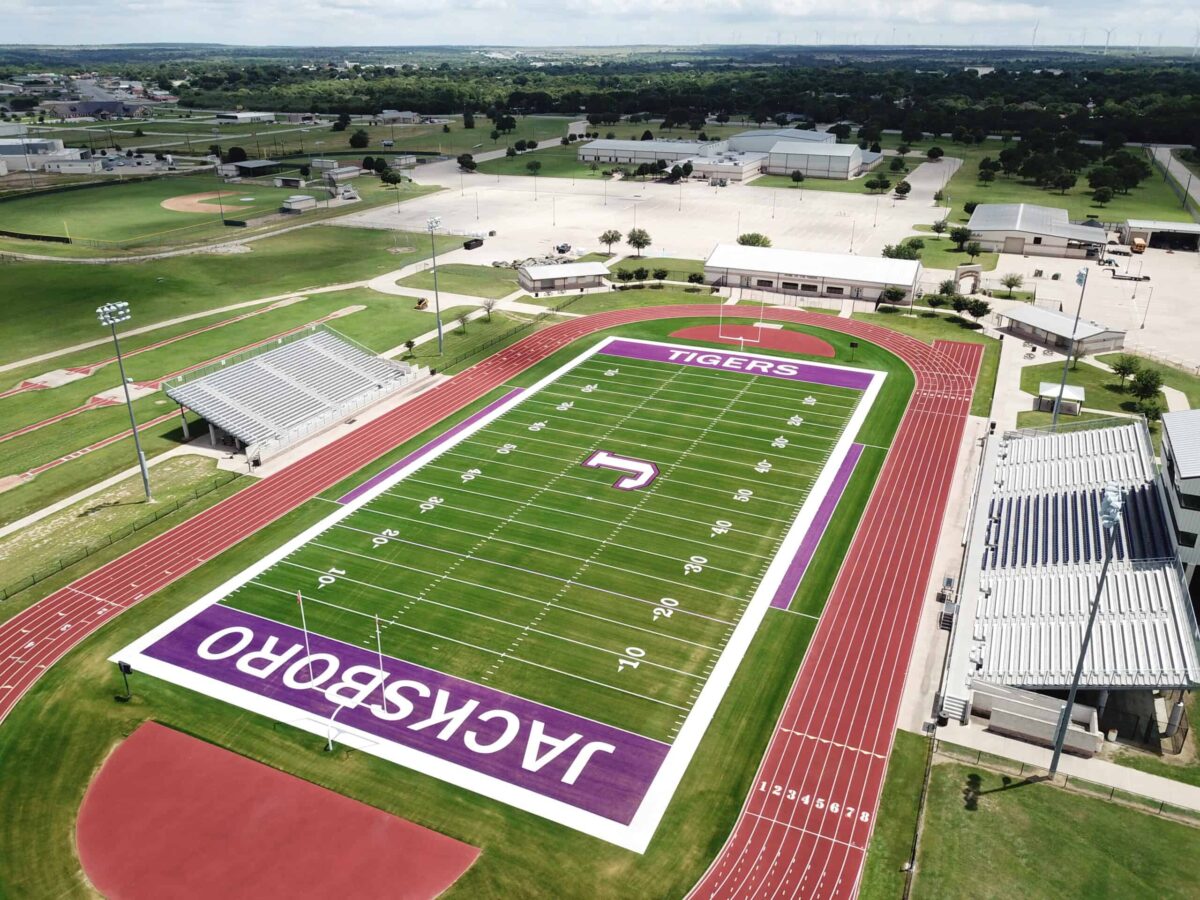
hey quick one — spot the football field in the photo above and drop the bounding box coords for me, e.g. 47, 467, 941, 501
117, 336, 884, 850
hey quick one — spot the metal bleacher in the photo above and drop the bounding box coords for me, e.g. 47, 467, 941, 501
940, 420, 1200, 710
166, 326, 424, 461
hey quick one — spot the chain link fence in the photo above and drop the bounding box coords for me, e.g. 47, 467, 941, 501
0, 470, 240, 603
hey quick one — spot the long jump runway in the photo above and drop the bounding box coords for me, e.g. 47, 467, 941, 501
0, 306, 981, 897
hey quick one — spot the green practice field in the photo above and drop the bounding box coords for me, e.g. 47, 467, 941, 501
204, 341, 869, 742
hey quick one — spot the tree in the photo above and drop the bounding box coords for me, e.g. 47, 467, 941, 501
616, 268, 635, 283
687, 272, 705, 284
882, 243, 920, 260
963, 201, 978, 214
226, 146, 248, 163
938, 279, 957, 295
653, 267, 669, 283
490, 129, 500, 144
381, 170, 403, 187
1092, 186, 1114, 207
463, 109, 475, 129
737, 232, 772, 247
525, 160, 541, 176
894, 180, 911, 197
931, 219, 948, 235
362, 155, 375, 170
1130, 368, 1164, 402
626, 228, 651, 257
670, 164, 683, 181
404, 339, 416, 358
681, 161, 693, 178
481, 297, 497, 321
514, 139, 527, 152
966, 241, 983, 260
1109, 354, 1141, 386
526, 140, 538, 149
978, 169, 995, 186
790, 170, 805, 186
505, 146, 516, 158
457, 312, 468, 333
373, 158, 388, 174
1052, 170, 1077, 194
889, 157, 906, 173
1136, 398, 1163, 422
632, 266, 649, 281
640, 130, 654, 141
1000, 273, 1024, 297
298, 165, 311, 177
966, 298, 992, 321
881, 286, 908, 307
349, 128, 369, 149
442, 124, 451, 134
951, 294, 969, 313
1104, 355, 1142, 386
599, 229, 622, 253
456, 153, 477, 171
949, 226, 974, 250
926, 146, 944, 161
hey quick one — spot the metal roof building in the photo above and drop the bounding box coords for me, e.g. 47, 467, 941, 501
967, 203, 1107, 258
1161, 409, 1200, 577
1122, 219, 1200, 252
704, 244, 921, 301
517, 261, 609, 293
940, 420, 1200, 724
996, 305, 1126, 354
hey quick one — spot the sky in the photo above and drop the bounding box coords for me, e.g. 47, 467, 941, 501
1, 0, 1197, 50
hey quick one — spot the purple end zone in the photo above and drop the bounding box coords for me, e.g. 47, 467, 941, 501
337, 388, 524, 504
770, 443, 865, 610
600, 339, 873, 390
141, 603, 668, 825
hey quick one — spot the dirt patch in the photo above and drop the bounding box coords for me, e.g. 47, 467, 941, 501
160, 191, 242, 214
387, 246, 417, 254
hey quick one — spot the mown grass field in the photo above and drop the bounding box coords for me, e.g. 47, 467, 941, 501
476, 143, 609, 181
397, 263, 520, 299
0, 225, 460, 367
0, 317, 911, 899
912, 758, 1200, 899
610, 256, 704, 282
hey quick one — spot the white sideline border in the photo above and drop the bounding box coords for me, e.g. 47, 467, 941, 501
113, 335, 885, 853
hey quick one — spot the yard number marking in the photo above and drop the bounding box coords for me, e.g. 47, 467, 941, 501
371, 528, 400, 548
653, 597, 679, 622
788, 415, 805, 427
802, 396, 817, 406
755, 459, 772, 474
733, 488, 754, 503
618, 647, 645, 672
581, 383, 598, 393
683, 555, 707, 576
604, 368, 619, 377
771, 436, 789, 449
419, 496, 445, 514
461, 467, 482, 483
555, 401, 574, 412
497, 443, 518, 455
528, 421, 548, 432
711, 519, 732, 537
317, 566, 346, 589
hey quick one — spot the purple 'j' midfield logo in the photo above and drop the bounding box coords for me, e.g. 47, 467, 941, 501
581, 450, 660, 491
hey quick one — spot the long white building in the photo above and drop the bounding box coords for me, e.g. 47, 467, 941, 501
703, 244, 921, 302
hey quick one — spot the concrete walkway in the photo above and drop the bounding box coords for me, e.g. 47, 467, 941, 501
929, 718, 1200, 813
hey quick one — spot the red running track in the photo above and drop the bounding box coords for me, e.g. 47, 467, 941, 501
688, 338, 982, 899
0, 308, 980, 898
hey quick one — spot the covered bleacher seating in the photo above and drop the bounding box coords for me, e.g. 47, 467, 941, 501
166, 326, 424, 461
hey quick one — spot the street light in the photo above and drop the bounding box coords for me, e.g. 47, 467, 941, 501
426, 216, 445, 355
96, 301, 152, 502
1052, 268, 1089, 430
1049, 481, 1124, 776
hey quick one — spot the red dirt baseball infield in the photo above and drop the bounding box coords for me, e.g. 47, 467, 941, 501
668, 324, 836, 357
77, 722, 479, 900
160, 191, 240, 213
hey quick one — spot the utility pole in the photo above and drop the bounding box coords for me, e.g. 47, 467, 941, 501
426, 216, 445, 355
96, 302, 152, 501
1049, 483, 1124, 776
1052, 268, 1088, 429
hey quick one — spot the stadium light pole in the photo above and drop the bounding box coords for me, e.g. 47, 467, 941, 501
426, 216, 445, 355
1049, 481, 1124, 777
1051, 268, 1088, 430
97, 302, 152, 502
